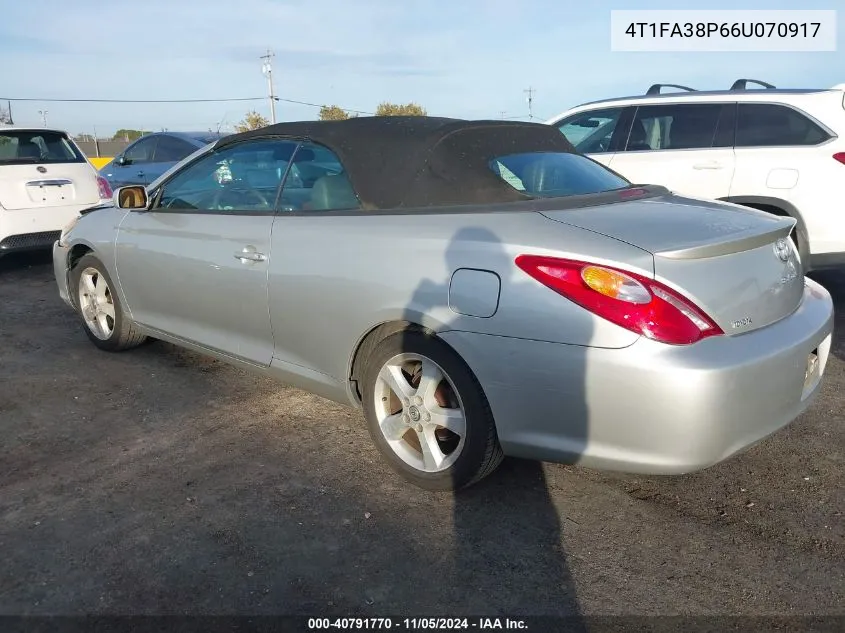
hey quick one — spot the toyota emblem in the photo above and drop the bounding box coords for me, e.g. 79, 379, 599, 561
773, 238, 791, 262
36, 166, 47, 173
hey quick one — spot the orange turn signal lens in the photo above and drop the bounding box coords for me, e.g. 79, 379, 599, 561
581, 265, 651, 304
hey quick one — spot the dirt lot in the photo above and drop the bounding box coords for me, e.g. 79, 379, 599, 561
1, 250, 843, 619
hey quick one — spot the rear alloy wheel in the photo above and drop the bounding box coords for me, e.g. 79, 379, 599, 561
71, 253, 147, 352
361, 330, 503, 491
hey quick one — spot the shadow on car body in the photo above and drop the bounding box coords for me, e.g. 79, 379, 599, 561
391, 227, 588, 621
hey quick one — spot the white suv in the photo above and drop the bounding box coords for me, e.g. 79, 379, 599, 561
0, 126, 112, 258
546, 79, 845, 271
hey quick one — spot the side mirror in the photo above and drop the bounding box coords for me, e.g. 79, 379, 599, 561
117, 155, 130, 166
114, 185, 149, 210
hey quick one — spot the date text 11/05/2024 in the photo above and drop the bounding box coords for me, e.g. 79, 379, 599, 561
307, 618, 528, 630
624, 21, 822, 38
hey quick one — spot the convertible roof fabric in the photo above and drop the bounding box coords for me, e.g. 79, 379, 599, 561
215, 116, 578, 209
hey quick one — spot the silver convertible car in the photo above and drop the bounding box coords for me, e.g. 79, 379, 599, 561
52, 116, 834, 490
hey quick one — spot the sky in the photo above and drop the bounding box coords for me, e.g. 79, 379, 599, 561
0, 0, 842, 137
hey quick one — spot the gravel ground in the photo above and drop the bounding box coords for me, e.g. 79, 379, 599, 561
0, 250, 843, 620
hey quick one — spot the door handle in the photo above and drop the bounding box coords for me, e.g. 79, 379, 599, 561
137, 170, 145, 178
234, 248, 267, 263
692, 162, 722, 170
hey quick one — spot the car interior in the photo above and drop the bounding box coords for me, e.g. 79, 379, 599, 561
156, 142, 361, 213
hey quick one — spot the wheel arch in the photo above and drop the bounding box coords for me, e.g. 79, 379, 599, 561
348, 320, 474, 407
66, 243, 96, 309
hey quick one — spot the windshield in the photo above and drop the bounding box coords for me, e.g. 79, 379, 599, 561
0, 130, 86, 164
489, 152, 630, 198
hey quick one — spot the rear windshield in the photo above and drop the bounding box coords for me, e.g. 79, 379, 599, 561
0, 130, 86, 165
489, 152, 629, 198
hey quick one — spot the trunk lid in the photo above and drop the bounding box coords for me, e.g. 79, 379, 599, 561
0, 163, 100, 210
0, 128, 100, 210
539, 194, 804, 336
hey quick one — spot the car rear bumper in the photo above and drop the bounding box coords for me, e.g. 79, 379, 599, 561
440, 277, 834, 474
52, 240, 74, 308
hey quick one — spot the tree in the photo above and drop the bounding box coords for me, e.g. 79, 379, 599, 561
112, 129, 151, 141
375, 102, 427, 117
319, 105, 352, 121
235, 110, 270, 132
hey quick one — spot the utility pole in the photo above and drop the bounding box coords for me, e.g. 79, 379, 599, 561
38, 109, 48, 126
93, 125, 100, 157
260, 48, 277, 124
499, 111, 507, 119
524, 86, 536, 119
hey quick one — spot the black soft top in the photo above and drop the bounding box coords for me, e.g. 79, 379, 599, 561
215, 116, 579, 209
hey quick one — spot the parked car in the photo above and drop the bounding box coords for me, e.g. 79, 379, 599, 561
100, 131, 226, 188
546, 78, 845, 272
52, 117, 833, 491
0, 126, 112, 258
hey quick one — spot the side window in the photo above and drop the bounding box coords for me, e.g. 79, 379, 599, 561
278, 142, 361, 212
625, 103, 722, 151
736, 104, 832, 147
123, 136, 157, 164
557, 108, 624, 154
153, 136, 197, 162
155, 138, 299, 213
713, 103, 737, 148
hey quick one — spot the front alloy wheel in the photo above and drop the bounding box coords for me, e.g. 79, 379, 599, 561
78, 267, 115, 340
70, 253, 147, 352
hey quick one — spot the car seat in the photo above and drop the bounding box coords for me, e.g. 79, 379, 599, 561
17, 141, 42, 160
309, 173, 360, 210
626, 120, 653, 151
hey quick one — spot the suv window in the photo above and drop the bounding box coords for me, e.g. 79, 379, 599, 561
154, 135, 197, 162
155, 138, 300, 213
736, 104, 831, 147
625, 103, 722, 151
556, 107, 624, 154
0, 130, 86, 164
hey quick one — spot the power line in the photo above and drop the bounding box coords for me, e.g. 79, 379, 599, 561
273, 96, 376, 116
0, 97, 266, 103
2, 93, 528, 122
0, 94, 378, 115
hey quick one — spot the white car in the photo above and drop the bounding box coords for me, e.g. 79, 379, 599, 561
546, 79, 845, 272
0, 126, 112, 258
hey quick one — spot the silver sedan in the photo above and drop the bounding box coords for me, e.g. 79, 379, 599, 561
52, 116, 834, 490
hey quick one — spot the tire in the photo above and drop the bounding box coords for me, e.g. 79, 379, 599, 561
360, 329, 503, 491
70, 253, 147, 352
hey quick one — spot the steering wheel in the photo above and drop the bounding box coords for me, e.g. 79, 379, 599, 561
206, 187, 271, 210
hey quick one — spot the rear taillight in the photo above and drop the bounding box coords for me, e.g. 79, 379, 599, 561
834, 153, 845, 165
515, 255, 724, 345
97, 176, 112, 199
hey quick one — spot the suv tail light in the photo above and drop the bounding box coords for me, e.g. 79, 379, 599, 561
96, 175, 113, 200
834, 153, 845, 165
515, 255, 724, 345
